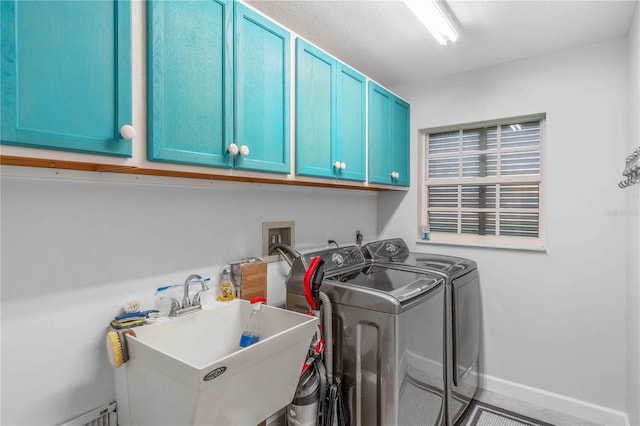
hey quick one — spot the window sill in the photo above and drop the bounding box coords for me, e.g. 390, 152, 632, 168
416, 239, 547, 252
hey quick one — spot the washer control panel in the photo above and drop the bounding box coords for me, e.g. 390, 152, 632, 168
304, 245, 365, 275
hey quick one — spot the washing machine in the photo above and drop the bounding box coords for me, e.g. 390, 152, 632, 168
361, 238, 480, 426
285, 245, 446, 426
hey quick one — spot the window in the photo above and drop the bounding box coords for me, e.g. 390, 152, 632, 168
420, 115, 545, 249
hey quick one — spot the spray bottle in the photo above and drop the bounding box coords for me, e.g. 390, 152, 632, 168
239, 298, 265, 348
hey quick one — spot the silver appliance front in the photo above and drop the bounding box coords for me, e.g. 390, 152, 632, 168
447, 269, 480, 425
333, 288, 445, 426
285, 246, 446, 426
287, 284, 445, 426
361, 239, 481, 425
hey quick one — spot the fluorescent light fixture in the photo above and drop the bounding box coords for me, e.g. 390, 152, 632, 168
403, 0, 458, 46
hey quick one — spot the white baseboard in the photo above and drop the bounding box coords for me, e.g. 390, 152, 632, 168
479, 374, 630, 426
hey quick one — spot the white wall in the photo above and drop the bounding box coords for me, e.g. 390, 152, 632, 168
0, 168, 377, 425
626, 4, 640, 426
384, 38, 630, 421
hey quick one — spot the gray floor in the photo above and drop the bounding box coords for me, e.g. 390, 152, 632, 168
270, 389, 605, 426
458, 389, 603, 426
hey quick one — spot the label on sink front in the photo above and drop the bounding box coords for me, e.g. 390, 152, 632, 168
203, 366, 227, 381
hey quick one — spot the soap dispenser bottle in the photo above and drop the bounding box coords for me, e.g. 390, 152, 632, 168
239, 297, 265, 347
217, 267, 235, 302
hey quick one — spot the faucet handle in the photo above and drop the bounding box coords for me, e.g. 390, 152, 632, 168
192, 290, 208, 306
169, 297, 181, 315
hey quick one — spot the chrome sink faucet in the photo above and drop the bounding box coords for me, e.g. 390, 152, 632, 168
170, 274, 209, 317
182, 274, 208, 308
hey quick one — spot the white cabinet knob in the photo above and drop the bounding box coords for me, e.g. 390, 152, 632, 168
227, 143, 239, 155
239, 145, 250, 157
340, 162, 347, 171
390, 171, 395, 178
395, 171, 400, 179
119, 125, 136, 140
334, 161, 341, 170
390, 171, 400, 179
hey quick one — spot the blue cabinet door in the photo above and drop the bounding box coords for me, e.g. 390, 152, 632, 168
234, 3, 290, 174
147, 0, 233, 168
368, 82, 410, 187
336, 63, 366, 182
295, 38, 335, 179
368, 82, 393, 185
391, 97, 410, 187
296, 39, 365, 181
1, 1, 132, 157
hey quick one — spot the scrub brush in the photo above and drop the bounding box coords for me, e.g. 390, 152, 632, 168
105, 329, 135, 368
106, 331, 125, 368
110, 318, 146, 329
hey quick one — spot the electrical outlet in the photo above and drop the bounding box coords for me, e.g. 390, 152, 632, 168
262, 221, 295, 262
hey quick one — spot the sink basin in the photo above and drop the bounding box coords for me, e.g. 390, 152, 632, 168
114, 300, 317, 426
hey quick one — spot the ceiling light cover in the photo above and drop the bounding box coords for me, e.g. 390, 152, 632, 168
404, 0, 458, 46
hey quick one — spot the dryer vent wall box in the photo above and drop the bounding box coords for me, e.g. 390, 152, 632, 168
263, 221, 295, 262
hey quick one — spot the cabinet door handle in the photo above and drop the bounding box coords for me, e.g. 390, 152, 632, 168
239, 145, 250, 157
119, 125, 136, 140
390, 171, 399, 179
334, 161, 341, 170
227, 143, 239, 155
340, 162, 347, 171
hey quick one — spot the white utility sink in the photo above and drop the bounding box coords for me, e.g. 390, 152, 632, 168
114, 300, 317, 426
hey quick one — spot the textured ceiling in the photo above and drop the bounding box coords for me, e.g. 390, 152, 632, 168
247, 0, 639, 88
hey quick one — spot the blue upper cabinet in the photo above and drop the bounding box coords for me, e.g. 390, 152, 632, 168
296, 39, 335, 179
335, 63, 366, 181
147, 0, 233, 168
368, 82, 410, 187
234, 2, 290, 174
148, 1, 289, 173
368, 82, 392, 184
391, 96, 410, 186
1, 1, 132, 157
296, 39, 365, 182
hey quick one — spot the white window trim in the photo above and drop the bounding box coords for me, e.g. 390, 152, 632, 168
417, 114, 547, 251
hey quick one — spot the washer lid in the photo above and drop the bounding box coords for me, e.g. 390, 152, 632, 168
402, 253, 476, 280
361, 238, 477, 279
329, 265, 443, 303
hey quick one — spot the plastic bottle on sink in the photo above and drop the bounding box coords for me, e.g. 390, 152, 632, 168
217, 267, 235, 302
155, 286, 173, 316
239, 298, 265, 348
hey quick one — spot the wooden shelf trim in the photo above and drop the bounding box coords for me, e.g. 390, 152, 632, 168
0, 155, 405, 192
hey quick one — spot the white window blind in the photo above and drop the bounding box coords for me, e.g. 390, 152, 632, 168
421, 116, 545, 249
